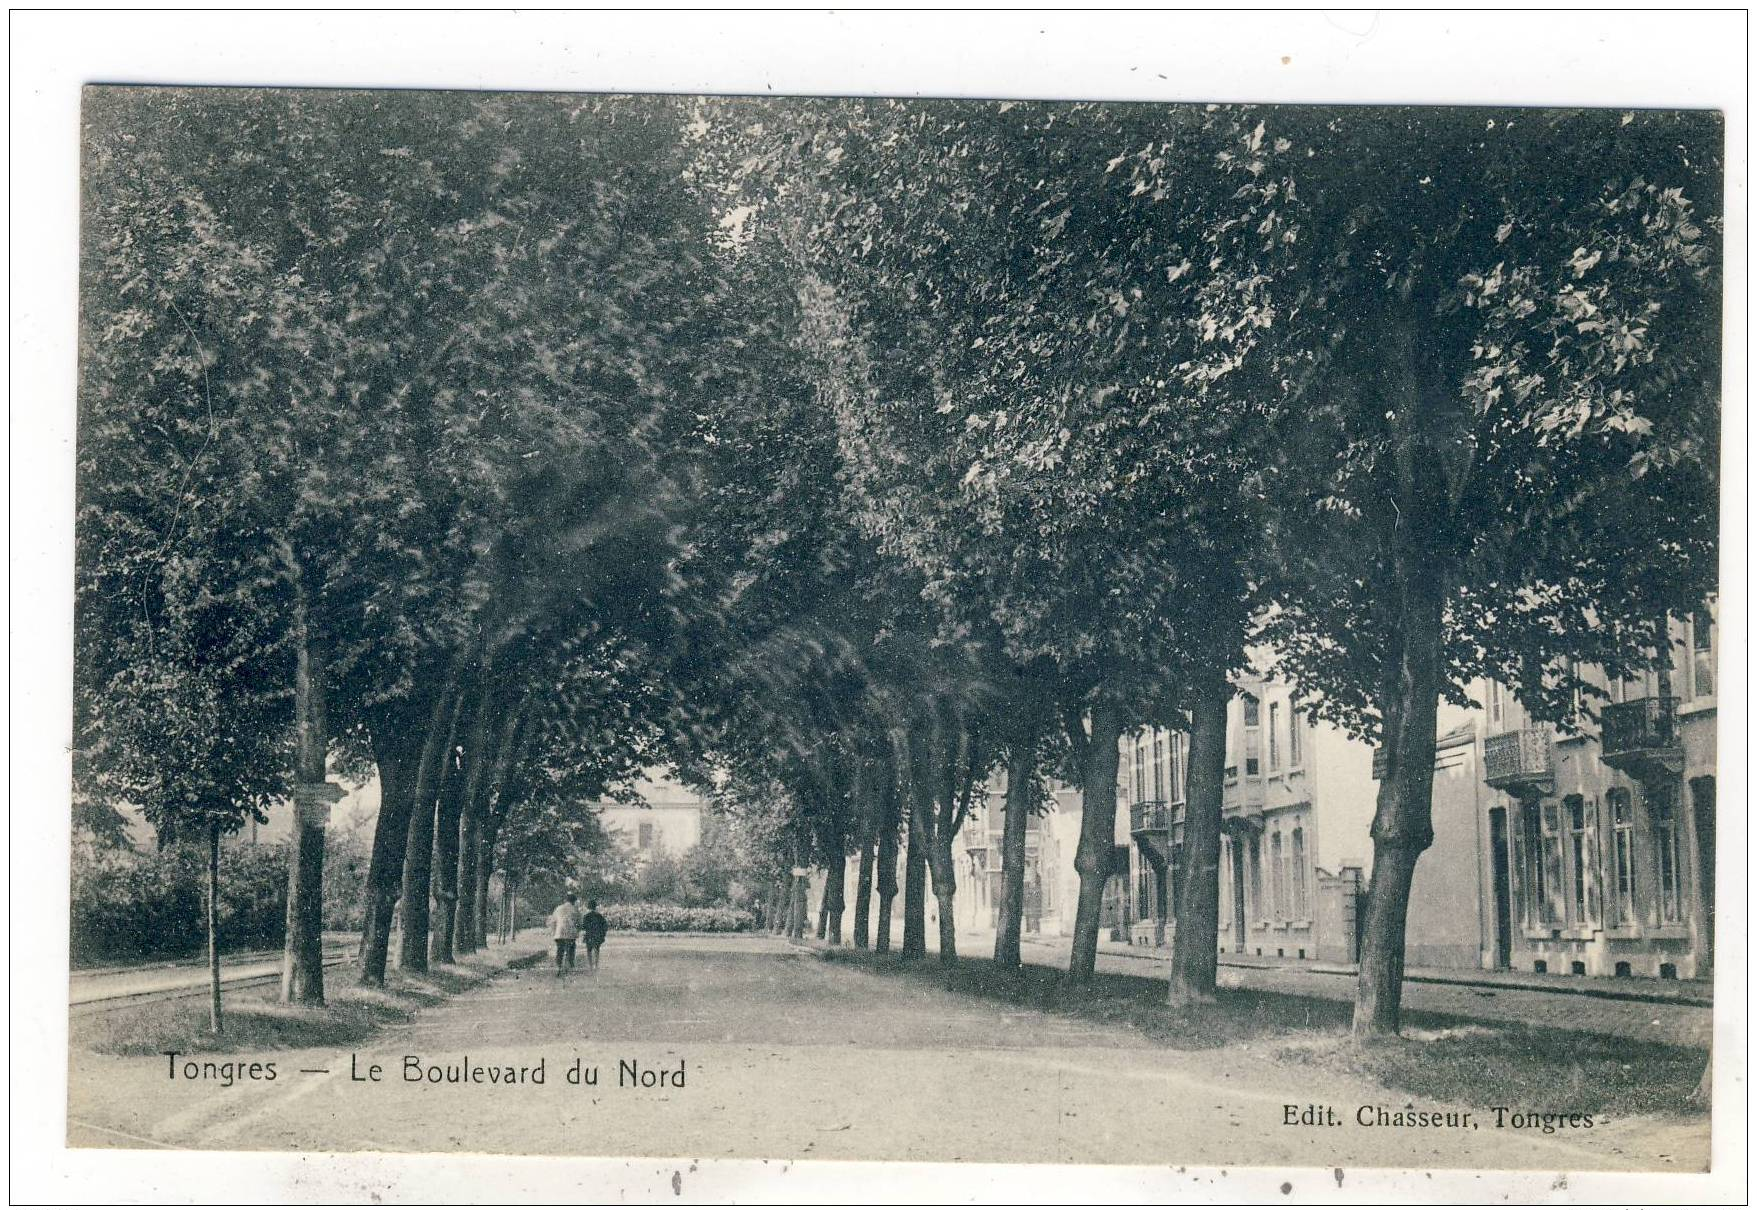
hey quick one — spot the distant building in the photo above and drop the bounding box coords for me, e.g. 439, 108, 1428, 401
1119, 672, 1378, 964
955, 775, 1081, 937
593, 771, 708, 863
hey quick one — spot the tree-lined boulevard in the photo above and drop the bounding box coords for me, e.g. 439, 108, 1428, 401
67, 934, 1708, 1169
76, 85, 1718, 1072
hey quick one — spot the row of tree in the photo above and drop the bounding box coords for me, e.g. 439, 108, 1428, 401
682, 99, 1721, 1031
75, 91, 1719, 1036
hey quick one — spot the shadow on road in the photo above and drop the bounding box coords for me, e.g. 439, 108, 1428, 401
813, 946, 1708, 1120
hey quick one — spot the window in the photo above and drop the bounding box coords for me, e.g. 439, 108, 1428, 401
1268, 702, 1281, 771
1152, 731, 1166, 800
1489, 680, 1504, 727
1650, 786, 1684, 925
1137, 859, 1153, 917
1168, 733, 1184, 802
1565, 795, 1597, 926
1288, 709, 1303, 767
1242, 694, 1261, 776
1218, 836, 1231, 922
638, 822, 654, 850
1538, 801, 1565, 925
1269, 832, 1286, 921
1290, 827, 1308, 918
1692, 610, 1715, 699
1133, 738, 1146, 804
1248, 836, 1263, 921
1567, 660, 1583, 726
1608, 789, 1636, 925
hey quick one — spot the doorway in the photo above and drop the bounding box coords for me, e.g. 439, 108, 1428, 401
1691, 776, 1715, 977
1489, 807, 1513, 969
1229, 837, 1247, 949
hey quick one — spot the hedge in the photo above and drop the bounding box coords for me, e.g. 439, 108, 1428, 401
70, 843, 289, 965
596, 903, 755, 933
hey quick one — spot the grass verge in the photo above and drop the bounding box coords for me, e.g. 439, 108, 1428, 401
815, 946, 1708, 1119
71, 944, 547, 1058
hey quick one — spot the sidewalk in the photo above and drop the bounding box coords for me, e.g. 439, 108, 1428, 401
70, 933, 544, 1010
793, 926, 1710, 1046
1059, 933, 1713, 1007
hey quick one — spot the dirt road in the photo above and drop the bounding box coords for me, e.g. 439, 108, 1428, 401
66, 935, 1707, 1171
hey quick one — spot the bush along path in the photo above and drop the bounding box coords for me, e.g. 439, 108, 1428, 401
70, 935, 550, 1060
596, 903, 756, 933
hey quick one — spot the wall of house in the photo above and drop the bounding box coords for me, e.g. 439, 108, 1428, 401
1307, 724, 1376, 879
595, 771, 708, 862
1312, 865, 1363, 963
1460, 604, 1716, 980
1401, 726, 1492, 970
599, 802, 703, 861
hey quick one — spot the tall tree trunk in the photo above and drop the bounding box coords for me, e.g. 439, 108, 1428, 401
473, 707, 525, 949
474, 816, 501, 947
1068, 699, 1124, 982
1169, 671, 1229, 1004
852, 832, 875, 950
360, 685, 451, 985
788, 870, 809, 941
1354, 506, 1447, 1036
398, 688, 465, 973
451, 689, 494, 957
207, 819, 223, 1034
429, 758, 466, 966
901, 816, 928, 959
924, 725, 964, 965
767, 877, 788, 934
823, 838, 847, 946
282, 583, 330, 1006
994, 736, 1035, 971
993, 694, 1044, 973
875, 775, 900, 954
929, 839, 958, 964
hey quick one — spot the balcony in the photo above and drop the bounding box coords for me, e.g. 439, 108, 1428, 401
1222, 776, 1265, 816
1130, 800, 1170, 834
1483, 728, 1554, 798
1600, 697, 1684, 783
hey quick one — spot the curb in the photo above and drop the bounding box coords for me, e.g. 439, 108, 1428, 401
1060, 941, 1712, 1008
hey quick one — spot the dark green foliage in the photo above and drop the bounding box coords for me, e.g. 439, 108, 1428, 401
71, 843, 288, 965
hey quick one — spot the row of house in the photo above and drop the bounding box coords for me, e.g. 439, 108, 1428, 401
947, 605, 1718, 982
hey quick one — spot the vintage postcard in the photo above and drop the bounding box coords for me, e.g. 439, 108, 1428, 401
31, 20, 1738, 1202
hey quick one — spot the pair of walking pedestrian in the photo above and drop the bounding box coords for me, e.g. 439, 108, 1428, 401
547, 893, 609, 977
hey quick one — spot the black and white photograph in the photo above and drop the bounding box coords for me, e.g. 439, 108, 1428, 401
11, 10, 1746, 1205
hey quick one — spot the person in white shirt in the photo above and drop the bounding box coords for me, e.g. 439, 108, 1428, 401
548, 893, 581, 977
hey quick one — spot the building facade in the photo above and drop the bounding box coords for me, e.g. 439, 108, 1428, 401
955, 774, 1081, 938
1449, 607, 1718, 980
1118, 673, 1379, 963
593, 771, 708, 864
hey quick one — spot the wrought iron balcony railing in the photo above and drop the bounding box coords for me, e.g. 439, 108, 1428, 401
1130, 800, 1170, 834
1600, 697, 1683, 782
1483, 728, 1554, 797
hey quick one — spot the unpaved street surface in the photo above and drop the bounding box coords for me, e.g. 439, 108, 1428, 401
67, 935, 1707, 1171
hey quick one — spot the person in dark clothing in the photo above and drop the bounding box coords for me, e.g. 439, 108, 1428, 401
581, 900, 609, 971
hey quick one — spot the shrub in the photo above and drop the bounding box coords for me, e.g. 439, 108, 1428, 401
70, 842, 289, 965
596, 902, 755, 933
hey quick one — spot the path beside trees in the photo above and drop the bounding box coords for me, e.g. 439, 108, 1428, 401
68, 935, 1706, 1170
